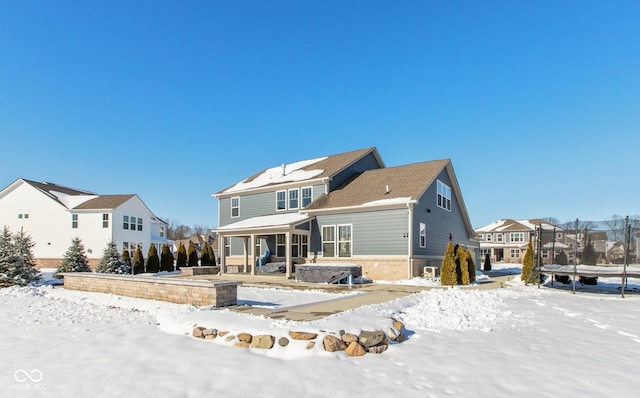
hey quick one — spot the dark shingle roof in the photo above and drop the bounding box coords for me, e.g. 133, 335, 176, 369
73, 195, 135, 210
217, 147, 381, 194
23, 179, 96, 196
305, 159, 450, 210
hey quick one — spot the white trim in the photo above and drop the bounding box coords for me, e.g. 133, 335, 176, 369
288, 188, 299, 210
337, 224, 353, 258
275, 190, 286, 212
303, 200, 418, 215
321, 225, 336, 258
301, 186, 313, 208
436, 179, 451, 212
419, 222, 426, 248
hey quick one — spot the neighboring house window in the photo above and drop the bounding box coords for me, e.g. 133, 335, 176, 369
301, 187, 312, 208
338, 225, 352, 258
276, 234, 286, 257
24, 214, 28, 219
224, 238, 230, 257
486, 234, 492, 242
301, 235, 309, 257
289, 189, 299, 210
291, 234, 299, 257
509, 232, 524, 243
276, 191, 286, 211
160, 226, 165, 238
322, 226, 336, 257
72, 214, 78, 228
102, 214, 109, 228
542, 250, 549, 259
137, 217, 143, 231
481, 249, 491, 257
123, 215, 129, 230
130, 216, 138, 231
510, 249, 520, 258
479, 233, 484, 240
557, 232, 563, 239
231, 197, 239, 218
437, 180, 451, 211
419, 223, 426, 248
496, 233, 503, 242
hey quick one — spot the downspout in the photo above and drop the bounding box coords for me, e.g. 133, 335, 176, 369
407, 203, 414, 279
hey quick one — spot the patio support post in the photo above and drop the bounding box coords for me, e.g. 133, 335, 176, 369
250, 234, 256, 275
286, 231, 292, 278
243, 237, 249, 273
219, 235, 226, 274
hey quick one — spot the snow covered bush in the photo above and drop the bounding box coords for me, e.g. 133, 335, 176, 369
54, 237, 91, 278
0, 226, 40, 287
95, 241, 131, 274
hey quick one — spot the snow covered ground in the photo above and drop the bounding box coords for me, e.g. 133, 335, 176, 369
1, 269, 640, 397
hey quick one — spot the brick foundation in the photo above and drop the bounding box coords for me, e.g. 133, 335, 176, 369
61, 273, 239, 307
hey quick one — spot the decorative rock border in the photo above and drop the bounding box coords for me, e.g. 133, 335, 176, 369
191, 318, 407, 357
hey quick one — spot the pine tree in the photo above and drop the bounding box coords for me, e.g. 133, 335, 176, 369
521, 240, 538, 284
582, 240, 597, 265
440, 242, 457, 286
122, 250, 132, 267
54, 237, 90, 278
456, 245, 470, 285
0, 228, 40, 287
187, 241, 198, 267
95, 241, 131, 274
554, 250, 568, 265
146, 245, 159, 273
483, 253, 492, 271
200, 241, 212, 266
176, 242, 187, 268
160, 244, 174, 272
133, 246, 145, 274
465, 248, 476, 284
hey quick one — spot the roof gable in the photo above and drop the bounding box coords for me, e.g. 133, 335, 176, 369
304, 159, 449, 210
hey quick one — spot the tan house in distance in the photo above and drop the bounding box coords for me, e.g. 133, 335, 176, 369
476, 219, 566, 264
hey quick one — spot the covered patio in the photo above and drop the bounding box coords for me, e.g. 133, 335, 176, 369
215, 213, 314, 278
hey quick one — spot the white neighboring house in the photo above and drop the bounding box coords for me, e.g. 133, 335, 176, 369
0, 179, 173, 268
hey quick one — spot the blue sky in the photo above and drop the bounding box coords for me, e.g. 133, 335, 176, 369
1, 0, 638, 229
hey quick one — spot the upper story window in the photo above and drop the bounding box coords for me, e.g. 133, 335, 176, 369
160, 226, 165, 238
72, 214, 78, 228
276, 191, 286, 211
509, 232, 524, 243
419, 223, 426, 248
486, 234, 492, 242
289, 189, 299, 210
18, 213, 29, 219
137, 217, 143, 231
557, 232, 563, 239
231, 197, 239, 218
437, 180, 451, 211
301, 187, 313, 208
496, 233, 503, 242
130, 215, 138, 230
102, 214, 109, 228
123, 215, 129, 229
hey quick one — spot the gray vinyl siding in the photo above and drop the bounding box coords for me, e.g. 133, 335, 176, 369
310, 209, 409, 257
412, 168, 475, 258
329, 152, 382, 191
219, 185, 322, 227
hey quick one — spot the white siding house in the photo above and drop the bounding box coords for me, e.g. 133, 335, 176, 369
0, 179, 172, 268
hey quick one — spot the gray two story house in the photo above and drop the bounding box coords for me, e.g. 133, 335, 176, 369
214, 147, 477, 281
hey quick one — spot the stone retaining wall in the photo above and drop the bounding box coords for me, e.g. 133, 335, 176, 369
179, 266, 221, 276
61, 273, 239, 307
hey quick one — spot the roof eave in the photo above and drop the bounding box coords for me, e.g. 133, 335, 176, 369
214, 177, 330, 198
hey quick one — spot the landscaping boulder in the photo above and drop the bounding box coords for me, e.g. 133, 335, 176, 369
341, 333, 358, 344
192, 326, 206, 338
345, 342, 366, 357
278, 337, 290, 347
238, 333, 253, 344
359, 330, 387, 348
251, 335, 275, 350
323, 335, 347, 352
289, 331, 318, 340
